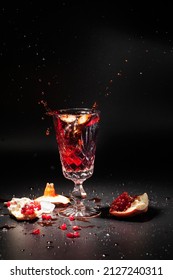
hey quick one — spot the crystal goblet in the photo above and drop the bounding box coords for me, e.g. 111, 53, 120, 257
52, 108, 100, 218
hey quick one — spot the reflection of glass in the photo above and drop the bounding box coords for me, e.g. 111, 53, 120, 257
52, 108, 100, 218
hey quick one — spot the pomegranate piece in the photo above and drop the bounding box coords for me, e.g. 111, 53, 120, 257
5, 197, 55, 221
43, 183, 57, 197
35, 182, 70, 205
109, 192, 149, 217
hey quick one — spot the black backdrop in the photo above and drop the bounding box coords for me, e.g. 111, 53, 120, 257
1, 1, 173, 192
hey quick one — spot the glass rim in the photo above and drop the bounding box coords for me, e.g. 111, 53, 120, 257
51, 107, 100, 116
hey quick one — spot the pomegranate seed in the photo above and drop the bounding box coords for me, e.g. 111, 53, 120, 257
69, 215, 75, 221
34, 201, 41, 210
42, 214, 52, 220
6, 201, 11, 207
32, 229, 40, 235
72, 225, 81, 231
27, 209, 35, 215
73, 231, 80, 237
60, 223, 67, 230
21, 207, 26, 214
66, 232, 74, 238
66, 231, 80, 238
37, 205, 41, 210
20, 201, 42, 216
110, 192, 135, 212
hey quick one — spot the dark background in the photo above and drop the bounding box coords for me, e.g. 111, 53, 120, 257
0, 0, 173, 261
0, 0, 173, 190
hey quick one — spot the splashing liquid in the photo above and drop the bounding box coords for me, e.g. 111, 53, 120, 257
38, 100, 99, 137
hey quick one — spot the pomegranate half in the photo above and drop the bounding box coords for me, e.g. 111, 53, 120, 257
109, 192, 149, 217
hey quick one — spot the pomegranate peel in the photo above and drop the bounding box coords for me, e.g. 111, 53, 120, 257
5, 197, 55, 221
35, 182, 70, 205
109, 192, 149, 217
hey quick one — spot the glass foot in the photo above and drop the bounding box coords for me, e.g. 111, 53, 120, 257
58, 205, 101, 219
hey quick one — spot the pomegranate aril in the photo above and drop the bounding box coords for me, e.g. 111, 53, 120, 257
21, 207, 26, 214
110, 192, 135, 212
60, 223, 67, 230
66, 231, 80, 238
34, 201, 41, 210
6, 201, 11, 207
21, 202, 38, 216
42, 214, 52, 220
73, 231, 80, 237
66, 232, 74, 238
32, 229, 40, 235
72, 225, 81, 231
26, 209, 34, 215
69, 215, 75, 221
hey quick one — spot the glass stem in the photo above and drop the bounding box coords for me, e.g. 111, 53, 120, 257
71, 181, 87, 199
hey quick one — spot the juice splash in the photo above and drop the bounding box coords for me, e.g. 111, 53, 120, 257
53, 109, 100, 173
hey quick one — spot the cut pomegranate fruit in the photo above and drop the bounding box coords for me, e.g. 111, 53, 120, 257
109, 192, 149, 217
5, 197, 55, 221
4, 197, 42, 220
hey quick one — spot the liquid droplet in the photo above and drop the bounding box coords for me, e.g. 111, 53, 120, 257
46, 245, 54, 249
46, 128, 50, 136
47, 240, 53, 245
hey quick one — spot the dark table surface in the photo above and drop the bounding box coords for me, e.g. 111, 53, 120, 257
0, 150, 173, 260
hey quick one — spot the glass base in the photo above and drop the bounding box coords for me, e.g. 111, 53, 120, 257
58, 205, 101, 219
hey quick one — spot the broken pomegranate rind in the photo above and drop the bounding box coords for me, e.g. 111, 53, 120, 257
35, 182, 70, 205
44, 183, 57, 196
35, 195, 70, 205
109, 192, 149, 217
5, 197, 55, 221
